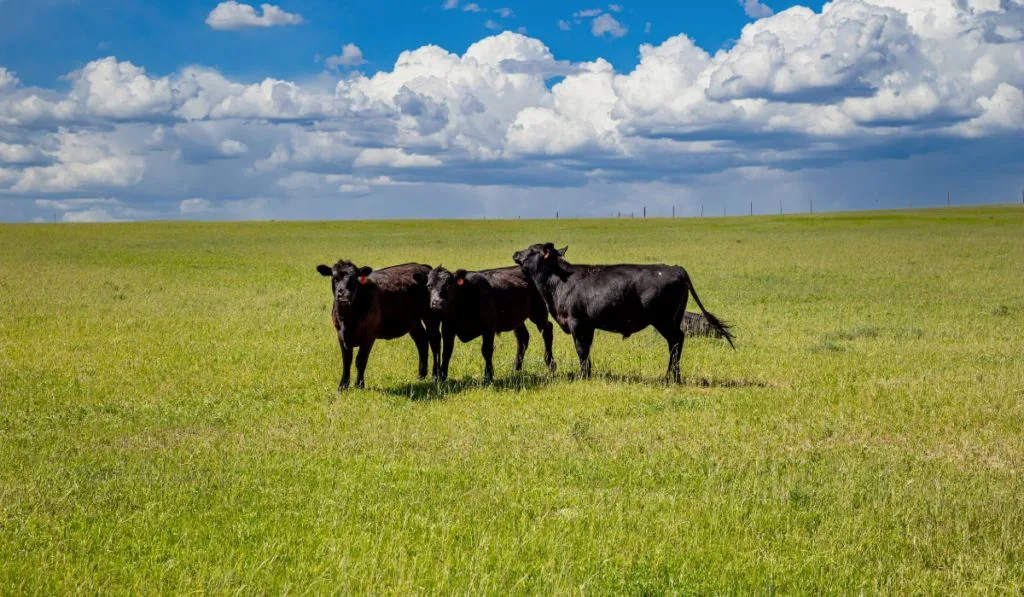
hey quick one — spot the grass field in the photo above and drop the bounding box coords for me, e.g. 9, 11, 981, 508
2, 206, 1023, 593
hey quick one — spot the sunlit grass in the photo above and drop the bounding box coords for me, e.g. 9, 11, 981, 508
1, 206, 1023, 592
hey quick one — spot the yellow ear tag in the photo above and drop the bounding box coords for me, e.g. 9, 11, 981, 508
544, 250, 550, 258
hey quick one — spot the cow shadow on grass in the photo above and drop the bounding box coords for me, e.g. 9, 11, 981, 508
586, 372, 771, 389
384, 372, 555, 401
383, 370, 769, 400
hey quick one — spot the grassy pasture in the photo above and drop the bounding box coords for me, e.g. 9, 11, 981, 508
1, 206, 1023, 593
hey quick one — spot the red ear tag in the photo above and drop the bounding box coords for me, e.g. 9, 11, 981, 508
359, 276, 367, 285
456, 278, 464, 286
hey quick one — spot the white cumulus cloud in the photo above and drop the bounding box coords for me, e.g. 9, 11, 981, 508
592, 13, 628, 38
325, 44, 367, 69
206, 1, 304, 30
740, 0, 774, 19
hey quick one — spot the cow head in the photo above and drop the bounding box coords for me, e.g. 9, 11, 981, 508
316, 259, 373, 315
426, 265, 466, 314
513, 243, 569, 278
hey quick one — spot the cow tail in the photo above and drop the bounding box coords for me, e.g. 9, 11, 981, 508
685, 274, 735, 349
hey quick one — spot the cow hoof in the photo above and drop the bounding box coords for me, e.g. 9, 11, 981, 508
354, 381, 365, 390
338, 380, 350, 392
547, 361, 557, 374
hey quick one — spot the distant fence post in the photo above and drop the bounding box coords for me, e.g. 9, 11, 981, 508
749, 201, 753, 216
947, 192, 951, 207
643, 206, 646, 218
672, 205, 675, 218
700, 203, 703, 218
556, 211, 559, 220
810, 198, 814, 213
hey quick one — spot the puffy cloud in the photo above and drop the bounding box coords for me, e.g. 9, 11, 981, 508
0, 142, 44, 165
442, 0, 458, 9
506, 60, 619, 156
463, 3, 483, 12
0, 67, 19, 91
325, 44, 367, 69
71, 57, 175, 120
592, 13, 628, 38
955, 83, 1024, 136
11, 129, 145, 193
740, 0, 774, 19
206, 2, 304, 30
354, 148, 443, 168
707, 3, 916, 103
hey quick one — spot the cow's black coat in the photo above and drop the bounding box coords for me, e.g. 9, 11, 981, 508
426, 265, 555, 381
512, 243, 734, 381
317, 260, 440, 390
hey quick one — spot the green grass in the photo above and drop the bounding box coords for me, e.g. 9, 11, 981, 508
2, 206, 1023, 593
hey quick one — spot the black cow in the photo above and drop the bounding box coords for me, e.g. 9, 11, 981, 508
512, 243, 734, 382
426, 265, 556, 381
316, 260, 440, 390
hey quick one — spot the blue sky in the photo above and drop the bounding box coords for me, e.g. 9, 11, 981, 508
0, 0, 1021, 222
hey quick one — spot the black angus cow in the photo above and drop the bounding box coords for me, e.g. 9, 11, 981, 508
513, 243, 734, 382
426, 265, 556, 382
316, 260, 440, 390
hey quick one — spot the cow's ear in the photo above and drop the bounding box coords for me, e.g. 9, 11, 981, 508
412, 271, 427, 285
317, 264, 333, 277
455, 269, 468, 286
357, 266, 373, 285
558, 245, 568, 256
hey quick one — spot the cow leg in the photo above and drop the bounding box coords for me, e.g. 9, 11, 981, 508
440, 324, 456, 382
656, 322, 684, 384
481, 332, 495, 382
354, 340, 375, 389
409, 323, 429, 380
532, 314, 557, 373
570, 322, 594, 379
424, 318, 442, 380
339, 339, 353, 391
513, 324, 529, 372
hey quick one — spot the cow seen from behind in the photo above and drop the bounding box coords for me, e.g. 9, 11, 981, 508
426, 265, 556, 381
512, 243, 734, 382
316, 260, 440, 390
